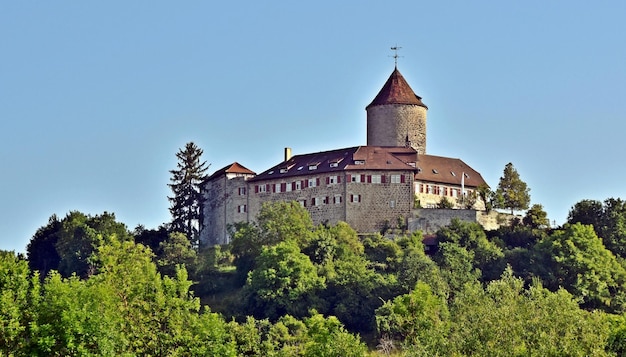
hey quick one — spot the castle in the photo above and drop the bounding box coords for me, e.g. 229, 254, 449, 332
200, 66, 488, 246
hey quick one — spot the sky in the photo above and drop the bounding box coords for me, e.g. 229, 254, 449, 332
1, 1, 626, 253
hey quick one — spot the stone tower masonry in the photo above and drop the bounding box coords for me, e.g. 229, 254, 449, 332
366, 67, 428, 154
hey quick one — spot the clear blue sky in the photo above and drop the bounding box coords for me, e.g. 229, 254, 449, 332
2, 2, 625, 253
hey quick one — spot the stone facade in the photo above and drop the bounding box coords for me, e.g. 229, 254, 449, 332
408, 209, 503, 234
367, 104, 427, 154
199, 164, 255, 245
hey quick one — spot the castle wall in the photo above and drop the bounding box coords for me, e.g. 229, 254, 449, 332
200, 175, 251, 246
247, 170, 414, 233
344, 171, 413, 232
367, 104, 427, 154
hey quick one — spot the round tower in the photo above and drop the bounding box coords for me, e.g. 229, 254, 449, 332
366, 67, 428, 154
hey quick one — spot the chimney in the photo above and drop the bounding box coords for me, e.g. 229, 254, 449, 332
284, 147, 292, 161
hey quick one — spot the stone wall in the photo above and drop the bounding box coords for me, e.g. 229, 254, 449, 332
408, 208, 506, 233
344, 171, 413, 232
200, 175, 250, 246
367, 104, 427, 154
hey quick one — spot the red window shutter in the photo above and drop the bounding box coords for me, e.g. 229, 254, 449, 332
361, 174, 365, 182
316, 178, 320, 186
346, 174, 351, 182
326, 196, 329, 204
255, 185, 259, 193
303, 180, 308, 188
337, 176, 341, 183
266, 184, 271, 192
350, 194, 354, 202
367, 175, 372, 183
292, 182, 296, 190
381, 175, 386, 183
326, 177, 330, 184
401, 175, 406, 183
281, 183, 286, 192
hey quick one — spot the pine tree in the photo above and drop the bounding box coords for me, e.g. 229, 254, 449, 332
495, 162, 530, 214
168, 142, 209, 247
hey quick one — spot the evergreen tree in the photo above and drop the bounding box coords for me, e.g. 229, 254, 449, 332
495, 162, 531, 214
168, 142, 209, 247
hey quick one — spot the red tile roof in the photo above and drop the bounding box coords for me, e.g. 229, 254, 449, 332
414, 154, 487, 188
249, 146, 418, 182
366, 67, 428, 109
207, 162, 256, 181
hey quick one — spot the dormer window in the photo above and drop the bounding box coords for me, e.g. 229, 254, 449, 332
330, 162, 338, 168
308, 165, 318, 171
451, 172, 456, 177
432, 169, 439, 174
354, 160, 365, 165
464, 173, 470, 179
268, 171, 274, 175
280, 168, 288, 173
408, 162, 416, 167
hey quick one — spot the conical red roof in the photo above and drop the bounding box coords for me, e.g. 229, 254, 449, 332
366, 67, 427, 109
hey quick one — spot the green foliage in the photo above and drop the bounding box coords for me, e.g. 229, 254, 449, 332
0, 251, 39, 354
523, 203, 549, 228
435, 218, 504, 272
157, 231, 198, 277
568, 198, 626, 259
494, 162, 531, 214
437, 196, 454, 209
257, 201, 314, 246
376, 281, 449, 353
55, 211, 132, 278
168, 142, 209, 246
245, 240, 325, 319
395, 233, 448, 297
534, 223, 626, 312
446, 268, 611, 356
26, 214, 62, 279
476, 183, 494, 212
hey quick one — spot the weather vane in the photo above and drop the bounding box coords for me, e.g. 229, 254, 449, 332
390, 45, 403, 67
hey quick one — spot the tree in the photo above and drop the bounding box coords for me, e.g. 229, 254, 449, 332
375, 281, 449, 353
523, 203, 549, 229
54, 211, 132, 278
245, 241, 325, 320
568, 198, 626, 259
494, 162, 531, 214
534, 223, 626, 312
168, 142, 209, 247
26, 214, 62, 278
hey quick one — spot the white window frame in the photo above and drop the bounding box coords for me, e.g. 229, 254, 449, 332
371, 175, 381, 184
391, 174, 401, 184
308, 178, 317, 187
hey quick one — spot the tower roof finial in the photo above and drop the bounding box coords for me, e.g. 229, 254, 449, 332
390, 45, 403, 67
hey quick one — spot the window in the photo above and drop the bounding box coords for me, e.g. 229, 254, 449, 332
275, 183, 281, 193
452, 189, 458, 198
330, 162, 338, 168
298, 199, 307, 207
334, 195, 342, 204
312, 197, 320, 206
439, 186, 444, 196
371, 175, 381, 184
280, 168, 288, 174
351, 175, 365, 183
354, 160, 365, 165
285, 183, 292, 192
328, 175, 340, 185
427, 185, 433, 194
322, 196, 329, 204
308, 178, 317, 187
295, 181, 302, 190
238, 187, 246, 195
432, 169, 439, 174
389, 200, 396, 208
257, 184, 267, 193
391, 174, 401, 184
237, 205, 247, 213
308, 164, 318, 171
351, 194, 361, 203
